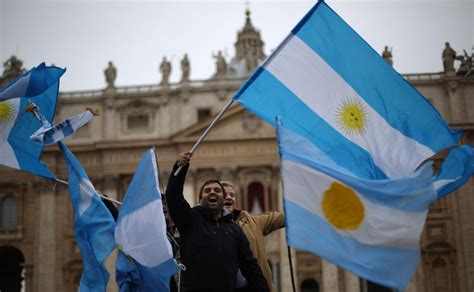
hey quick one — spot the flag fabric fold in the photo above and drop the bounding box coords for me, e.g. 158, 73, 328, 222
115, 148, 178, 292
233, 0, 461, 180
0, 62, 65, 101
277, 124, 437, 290
30, 109, 96, 145
433, 145, 473, 198
0, 71, 62, 179
58, 142, 116, 292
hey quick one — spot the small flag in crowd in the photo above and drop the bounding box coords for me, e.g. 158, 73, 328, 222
30, 108, 99, 145
58, 142, 116, 292
0, 70, 62, 179
0, 62, 65, 101
115, 148, 178, 292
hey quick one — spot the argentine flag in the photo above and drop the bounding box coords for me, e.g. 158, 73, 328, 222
277, 125, 437, 290
0, 63, 65, 101
30, 109, 97, 146
58, 142, 117, 292
0, 69, 63, 179
115, 149, 178, 291
234, 0, 461, 180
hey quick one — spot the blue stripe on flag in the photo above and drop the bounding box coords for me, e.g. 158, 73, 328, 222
284, 199, 419, 290
294, 2, 461, 152
117, 149, 161, 218
237, 69, 387, 179
0, 63, 65, 101
7, 82, 59, 179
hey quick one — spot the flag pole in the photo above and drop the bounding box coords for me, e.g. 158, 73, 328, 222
174, 97, 234, 176
287, 245, 297, 292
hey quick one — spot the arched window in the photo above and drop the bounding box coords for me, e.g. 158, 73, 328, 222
247, 182, 265, 213
301, 278, 319, 292
0, 246, 25, 292
1, 196, 17, 230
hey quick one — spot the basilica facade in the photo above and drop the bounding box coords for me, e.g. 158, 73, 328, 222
0, 10, 473, 292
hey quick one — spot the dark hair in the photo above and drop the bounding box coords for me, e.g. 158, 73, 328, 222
198, 179, 226, 200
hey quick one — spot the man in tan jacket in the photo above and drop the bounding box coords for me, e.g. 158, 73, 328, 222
221, 181, 285, 292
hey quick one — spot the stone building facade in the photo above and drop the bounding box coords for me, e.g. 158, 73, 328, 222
0, 10, 473, 292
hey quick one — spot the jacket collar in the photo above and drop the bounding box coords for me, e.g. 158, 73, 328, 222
194, 205, 234, 222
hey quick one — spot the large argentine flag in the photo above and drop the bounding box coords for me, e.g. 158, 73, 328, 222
58, 142, 116, 292
115, 149, 178, 291
277, 125, 437, 290
0, 74, 62, 179
0, 63, 65, 101
234, 0, 461, 180
30, 109, 96, 146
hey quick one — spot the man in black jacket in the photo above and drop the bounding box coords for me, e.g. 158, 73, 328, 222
166, 152, 269, 292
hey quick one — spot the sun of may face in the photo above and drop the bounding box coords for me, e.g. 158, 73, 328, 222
0, 101, 17, 126
321, 182, 365, 231
336, 99, 368, 136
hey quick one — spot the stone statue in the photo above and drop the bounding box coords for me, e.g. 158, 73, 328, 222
160, 57, 172, 86
104, 61, 117, 88
1, 56, 25, 87
456, 49, 473, 77
180, 54, 190, 83
213, 51, 227, 78
442, 42, 457, 72
382, 46, 393, 66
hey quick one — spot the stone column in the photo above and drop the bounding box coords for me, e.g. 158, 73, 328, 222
322, 259, 339, 292
102, 175, 119, 292
103, 91, 117, 140
35, 182, 56, 291
344, 270, 360, 292
445, 80, 466, 123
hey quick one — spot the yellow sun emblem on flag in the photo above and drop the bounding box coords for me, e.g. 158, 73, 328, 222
321, 182, 365, 231
336, 99, 368, 136
0, 101, 18, 126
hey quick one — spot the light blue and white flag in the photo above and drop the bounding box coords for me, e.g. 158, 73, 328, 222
0, 77, 61, 179
30, 109, 97, 146
0, 63, 65, 101
115, 148, 178, 292
58, 142, 116, 292
234, 0, 461, 180
433, 145, 473, 198
277, 124, 437, 290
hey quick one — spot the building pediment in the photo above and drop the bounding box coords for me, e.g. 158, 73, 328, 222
171, 103, 275, 143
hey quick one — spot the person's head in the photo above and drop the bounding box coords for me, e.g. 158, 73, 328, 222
221, 181, 237, 212
198, 179, 227, 214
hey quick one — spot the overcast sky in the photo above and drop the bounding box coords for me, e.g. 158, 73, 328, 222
1, 0, 473, 91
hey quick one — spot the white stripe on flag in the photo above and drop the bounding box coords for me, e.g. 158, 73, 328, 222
0, 99, 20, 168
265, 35, 434, 177
0, 74, 30, 100
115, 199, 173, 267
282, 158, 427, 249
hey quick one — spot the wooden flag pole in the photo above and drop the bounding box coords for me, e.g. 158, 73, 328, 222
174, 98, 235, 176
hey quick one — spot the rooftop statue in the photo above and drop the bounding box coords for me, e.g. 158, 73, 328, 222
104, 61, 117, 88
160, 57, 172, 86
382, 46, 393, 66
181, 54, 190, 84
